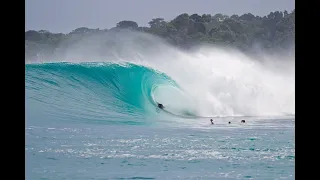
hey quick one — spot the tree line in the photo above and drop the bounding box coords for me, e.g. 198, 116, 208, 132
25, 10, 295, 61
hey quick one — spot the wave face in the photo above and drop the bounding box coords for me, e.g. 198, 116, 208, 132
25, 31, 295, 126
26, 62, 182, 125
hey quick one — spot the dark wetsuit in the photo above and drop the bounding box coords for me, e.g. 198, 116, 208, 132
158, 103, 164, 109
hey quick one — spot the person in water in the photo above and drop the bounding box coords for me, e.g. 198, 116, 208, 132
157, 103, 164, 109
228, 121, 231, 124
241, 120, 246, 123
210, 119, 214, 125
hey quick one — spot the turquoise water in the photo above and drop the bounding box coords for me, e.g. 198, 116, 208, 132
25, 62, 295, 179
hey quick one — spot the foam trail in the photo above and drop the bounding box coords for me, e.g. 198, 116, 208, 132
26, 30, 295, 118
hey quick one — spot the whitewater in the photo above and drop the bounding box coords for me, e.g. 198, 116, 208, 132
26, 30, 295, 179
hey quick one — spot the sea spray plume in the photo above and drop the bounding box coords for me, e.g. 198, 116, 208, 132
31, 29, 175, 64
143, 45, 294, 117
26, 30, 294, 118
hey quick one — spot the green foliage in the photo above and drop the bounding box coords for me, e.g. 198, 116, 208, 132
116, 21, 138, 29
25, 10, 295, 60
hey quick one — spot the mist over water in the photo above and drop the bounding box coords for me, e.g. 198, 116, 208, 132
26, 30, 294, 120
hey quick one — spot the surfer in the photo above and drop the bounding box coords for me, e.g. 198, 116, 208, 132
157, 103, 164, 109
241, 120, 246, 123
210, 119, 214, 125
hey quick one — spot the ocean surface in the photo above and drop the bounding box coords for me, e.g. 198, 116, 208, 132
25, 61, 294, 180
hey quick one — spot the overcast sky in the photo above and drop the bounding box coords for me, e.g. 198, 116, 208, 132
26, 0, 295, 33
